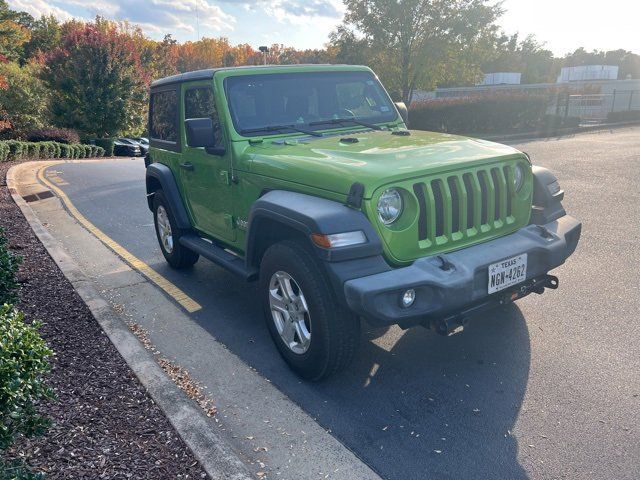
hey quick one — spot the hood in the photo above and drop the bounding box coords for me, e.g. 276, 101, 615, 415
244, 130, 526, 198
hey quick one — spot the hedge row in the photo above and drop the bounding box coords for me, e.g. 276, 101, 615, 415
0, 141, 106, 162
409, 94, 580, 136
606, 110, 640, 123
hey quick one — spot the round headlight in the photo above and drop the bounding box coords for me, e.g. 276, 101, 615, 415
513, 164, 525, 192
377, 189, 403, 225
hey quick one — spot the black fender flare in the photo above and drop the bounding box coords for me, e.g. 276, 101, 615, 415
145, 163, 191, 229
530, 166, 566, 224
245, 190, 384, 268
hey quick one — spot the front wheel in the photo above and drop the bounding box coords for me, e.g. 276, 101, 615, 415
153, 190, 199, 269
259, 240, 360, 380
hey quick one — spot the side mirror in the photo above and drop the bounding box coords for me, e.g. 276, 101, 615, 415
394, 101, 409, 127
185, 118, 226, 155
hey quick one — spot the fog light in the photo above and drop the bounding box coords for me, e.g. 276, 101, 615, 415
401, 289, 416, 308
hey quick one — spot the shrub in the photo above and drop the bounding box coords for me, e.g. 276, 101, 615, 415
0, 305, 53, 450
25, 143, 40, 158
409, 93, 551, 135
94, 138, 114, 157
0, 227, 22, 308
37, 142, 52, 159
51, 142, 62, 158
26, 128, 80, 145
5, 140, 24, 160
95, 146, 105, 157
83, 145, 92, 158
607, 110, 640, 123
0, 143, 9, 162
75, 144, 85, 158
59, 143, 71, 158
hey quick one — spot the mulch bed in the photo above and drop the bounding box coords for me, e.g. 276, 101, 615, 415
1, 160, 208, 479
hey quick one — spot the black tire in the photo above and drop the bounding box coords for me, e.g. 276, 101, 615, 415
260, 240, 360, 380
152, 190, 199, 269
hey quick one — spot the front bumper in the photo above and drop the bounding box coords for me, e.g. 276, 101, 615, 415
343, 215, 581, 327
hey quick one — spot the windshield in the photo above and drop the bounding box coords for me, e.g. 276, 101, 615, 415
224, 71, 398, 137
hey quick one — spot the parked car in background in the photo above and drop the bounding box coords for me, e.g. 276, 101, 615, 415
130, 137, 149, 155
136, 137, 149, 149
114, 138, 141, 157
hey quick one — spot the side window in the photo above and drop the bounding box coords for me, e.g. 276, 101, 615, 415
150, 90, 178, 142
184, 87, 222, 146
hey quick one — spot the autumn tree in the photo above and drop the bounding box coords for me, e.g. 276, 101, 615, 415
334, 0, 502, 103
0, 61, 50, 138
42, 18, 148, 138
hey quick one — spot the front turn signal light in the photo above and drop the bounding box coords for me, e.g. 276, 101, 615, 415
311, 231, 367, 248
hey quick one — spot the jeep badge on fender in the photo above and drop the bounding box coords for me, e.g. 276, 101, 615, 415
145, 65, 581, 380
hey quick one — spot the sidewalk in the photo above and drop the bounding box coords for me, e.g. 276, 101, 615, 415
7, 159, 382, 480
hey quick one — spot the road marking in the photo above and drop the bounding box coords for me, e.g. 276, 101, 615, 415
37, 165, 202, 313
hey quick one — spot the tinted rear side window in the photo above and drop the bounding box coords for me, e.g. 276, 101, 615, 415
150, 90, 178, 142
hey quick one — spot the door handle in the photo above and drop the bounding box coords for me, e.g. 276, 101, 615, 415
180, 162, 194, 171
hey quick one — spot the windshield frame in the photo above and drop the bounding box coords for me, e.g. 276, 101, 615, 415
223, 70, 400, 138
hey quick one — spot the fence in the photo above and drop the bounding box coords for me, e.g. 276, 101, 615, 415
553, 90, 640, 122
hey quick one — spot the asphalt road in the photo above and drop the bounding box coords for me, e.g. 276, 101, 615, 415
43, 127, 640, 480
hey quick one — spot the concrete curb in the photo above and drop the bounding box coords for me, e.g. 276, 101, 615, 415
7, 162, 254, 480
481, 119, 640, 143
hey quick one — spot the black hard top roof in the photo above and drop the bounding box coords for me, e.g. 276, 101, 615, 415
150, 64, 364, 88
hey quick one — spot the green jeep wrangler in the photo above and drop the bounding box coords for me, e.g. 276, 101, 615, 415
145, 64, 581, 380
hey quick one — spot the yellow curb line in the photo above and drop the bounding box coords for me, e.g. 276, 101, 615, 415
37, 164, 202, 313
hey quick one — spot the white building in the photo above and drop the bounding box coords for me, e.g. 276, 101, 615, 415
557, 65, 618, 83
478, 72, 521, 86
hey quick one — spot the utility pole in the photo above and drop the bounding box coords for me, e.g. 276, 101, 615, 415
195, 0, 200, 40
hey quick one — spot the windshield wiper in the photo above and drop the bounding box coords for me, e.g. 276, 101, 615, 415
240, 124, 322, 137
309, 117, 383, 131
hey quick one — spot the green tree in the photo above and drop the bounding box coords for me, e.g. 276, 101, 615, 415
22, 14, 61, 61
0, 62, 50, 138
335, 0, 502, 103
42, 17, 148, 138
481, 33, 556, 84
0, 0, 32, 62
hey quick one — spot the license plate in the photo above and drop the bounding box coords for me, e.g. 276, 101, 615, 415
488, 254, 528, 294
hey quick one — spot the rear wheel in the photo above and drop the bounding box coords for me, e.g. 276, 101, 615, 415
153, 190, 199, 269
260, 240, 360, 380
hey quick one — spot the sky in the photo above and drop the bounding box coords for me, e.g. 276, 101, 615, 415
8, 0, 639, 55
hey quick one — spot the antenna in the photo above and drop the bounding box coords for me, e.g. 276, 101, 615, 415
195, 0, 200, 40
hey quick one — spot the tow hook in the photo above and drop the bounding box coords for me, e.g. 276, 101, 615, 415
511, 274, 560, 298
432, 316, 469, 336
545, 274, 559, 289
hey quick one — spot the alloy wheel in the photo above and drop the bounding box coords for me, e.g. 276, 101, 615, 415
268, 271, 312, 354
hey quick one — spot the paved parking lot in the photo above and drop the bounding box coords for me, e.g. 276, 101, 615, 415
39, 127, 640, 479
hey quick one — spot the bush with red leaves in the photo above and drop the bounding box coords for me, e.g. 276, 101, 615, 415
26, 128, 80, 144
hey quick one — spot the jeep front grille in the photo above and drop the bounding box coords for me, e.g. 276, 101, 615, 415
412, 165, 517, 247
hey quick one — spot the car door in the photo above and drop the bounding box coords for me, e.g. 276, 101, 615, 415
179, 82, 236, 242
